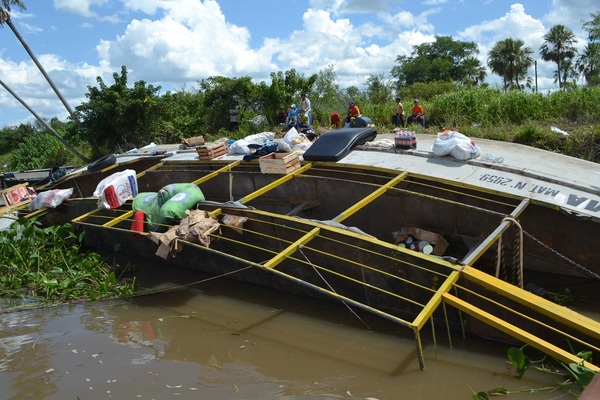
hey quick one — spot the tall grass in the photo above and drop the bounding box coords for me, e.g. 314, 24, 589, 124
428, 86, 600, 127
354, 86, 600, 163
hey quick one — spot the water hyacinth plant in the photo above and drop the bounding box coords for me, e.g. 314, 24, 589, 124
0, 218, 135, 307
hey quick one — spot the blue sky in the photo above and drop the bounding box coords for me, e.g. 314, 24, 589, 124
0, 0, 597, 129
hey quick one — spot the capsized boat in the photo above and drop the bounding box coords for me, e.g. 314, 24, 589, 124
21, 130, 600, 370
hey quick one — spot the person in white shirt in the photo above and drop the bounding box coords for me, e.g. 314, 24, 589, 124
299, 93, 313, 126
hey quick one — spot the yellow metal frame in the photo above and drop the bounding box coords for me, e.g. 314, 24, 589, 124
58, 157, 600, 372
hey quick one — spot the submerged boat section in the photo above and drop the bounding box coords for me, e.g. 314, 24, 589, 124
22, 154, 600, 370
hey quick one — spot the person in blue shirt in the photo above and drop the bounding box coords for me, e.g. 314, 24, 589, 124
286, 104, 299, 127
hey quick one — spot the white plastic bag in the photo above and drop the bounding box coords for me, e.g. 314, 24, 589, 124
227, 131, 276, 155
432, 130, 480, 160
450, 137, 481, 160
432, 130, 460, 156
28, 188, 74, 211
282, 127, 300, 146
227, 138, 251, 155
245, 131, 275, 145
93, 169, 138, 209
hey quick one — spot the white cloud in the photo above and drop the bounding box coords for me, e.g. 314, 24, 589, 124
545, 0, 598, 33
53, 0, 121, 23
0, 54, 96, 124
102, 0, 275, 83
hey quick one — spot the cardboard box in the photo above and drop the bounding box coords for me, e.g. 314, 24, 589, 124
392, 226, 449, 256
259, 152, 301, 174
197, 142, 227, 160
182, 136, 205, 147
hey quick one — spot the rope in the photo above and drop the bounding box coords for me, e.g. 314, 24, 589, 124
297, 244, 370, 329
501, 217, 524, 289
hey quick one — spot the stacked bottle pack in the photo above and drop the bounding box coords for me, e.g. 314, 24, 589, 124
394, 130, 417, 150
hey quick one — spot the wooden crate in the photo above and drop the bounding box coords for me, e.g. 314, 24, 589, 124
1, 182, 33, 209
259, 152, 301, 174
197, 142, 227, 160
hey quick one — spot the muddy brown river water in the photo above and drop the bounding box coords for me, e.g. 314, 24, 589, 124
1, 259, 597, 400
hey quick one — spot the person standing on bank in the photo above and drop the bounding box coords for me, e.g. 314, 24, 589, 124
393, 97, 405, 128
407, 99, 425, 127
229, 106, 239, 131
299, 93, 313, 126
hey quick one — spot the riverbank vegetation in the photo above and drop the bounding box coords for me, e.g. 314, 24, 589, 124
1, 76, 599, 173
0, 218, 135, 310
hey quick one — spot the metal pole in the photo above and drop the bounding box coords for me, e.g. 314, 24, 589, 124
0, 78, 90, 163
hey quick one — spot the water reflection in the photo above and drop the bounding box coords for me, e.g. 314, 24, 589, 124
0, 260, 593, 400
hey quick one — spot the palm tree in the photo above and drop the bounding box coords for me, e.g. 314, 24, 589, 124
539, 24, 578, 89
575, 43, 600, 86
0, 1, 89, 162
487, 38, 534, 91
462, 56, 487, 86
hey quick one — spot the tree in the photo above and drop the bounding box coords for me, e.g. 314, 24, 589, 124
154, 88, 204, 143
365, 73, 391, 105
75, 66, 162, 157
390, 36, 482, 88
311, 65, 342, 123
461, 56, 487, 87
198, 76, 257, 133
575, 43, 600, 86
578, 12, 600, 86
540, 24, 578, 89
583, 11, 600, 42
488, 38, 534, 91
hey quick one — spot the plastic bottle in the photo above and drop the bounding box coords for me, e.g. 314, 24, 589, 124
410, 240, 432, 253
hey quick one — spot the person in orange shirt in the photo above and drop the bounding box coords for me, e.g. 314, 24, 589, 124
407, 99, 425, 127
345, 100, 361, 127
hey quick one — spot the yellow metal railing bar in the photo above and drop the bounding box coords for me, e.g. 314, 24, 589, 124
216, 225, 431, 308
412, 270, 461, 330
236, 163, 312, 205
103, 210, 135, 227
443, 292, 599, 372
461, 198, 530, 266
461, 266, 600, 341
190, 161, 241, 186
453, 282, 600, 353
333, 171, 408, 222
134, 161, 165, 179
71, 206, 105, 223
218, 212, 448, 293
234, 208, 460, 275
262, 227, 320, 270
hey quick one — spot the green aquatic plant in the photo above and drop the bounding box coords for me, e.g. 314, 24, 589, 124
0, 218, 135, 307
470, 345, 596, 398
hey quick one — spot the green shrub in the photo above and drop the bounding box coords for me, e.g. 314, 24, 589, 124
10, 133, 71, 170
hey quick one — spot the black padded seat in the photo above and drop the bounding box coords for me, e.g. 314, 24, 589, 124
302, 127, 377, 162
